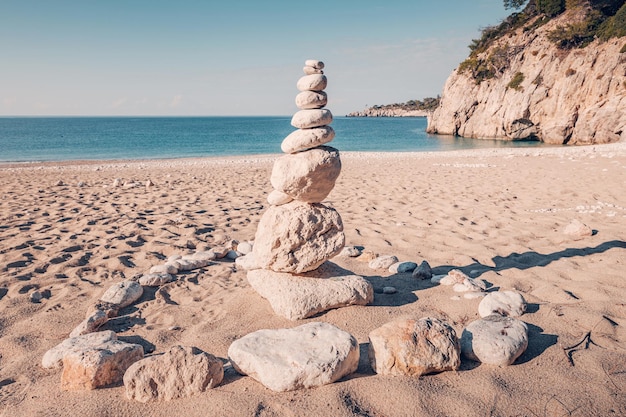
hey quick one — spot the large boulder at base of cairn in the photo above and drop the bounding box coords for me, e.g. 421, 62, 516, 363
253, 200, 345, 274
368, 317, 461, 376
124, 345, 224, 402
228, 322, 359, 392
247, 262, 373, 320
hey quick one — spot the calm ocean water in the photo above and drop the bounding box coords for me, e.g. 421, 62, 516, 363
0, 117, 550, 162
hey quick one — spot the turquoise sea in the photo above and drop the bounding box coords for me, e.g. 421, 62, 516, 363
0, 117, 551, 163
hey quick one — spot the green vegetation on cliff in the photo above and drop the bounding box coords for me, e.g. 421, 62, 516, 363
459, 0, 626, 83
363, 97, 440, 113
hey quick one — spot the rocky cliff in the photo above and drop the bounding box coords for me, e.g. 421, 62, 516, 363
427, 8, 626, 144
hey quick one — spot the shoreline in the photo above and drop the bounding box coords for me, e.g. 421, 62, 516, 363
1, 140, 624, 171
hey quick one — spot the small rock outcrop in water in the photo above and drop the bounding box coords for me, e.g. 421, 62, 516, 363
346, 97, 439, 117
427, 7, 626, 144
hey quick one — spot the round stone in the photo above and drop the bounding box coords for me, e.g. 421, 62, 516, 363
295, 91, 327, 109
460, 315, 528, 366
281, 126, 335, 154
291, 109, 333, 129
297, 74, 327, 92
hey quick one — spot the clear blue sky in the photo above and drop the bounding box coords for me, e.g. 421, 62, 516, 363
1, 1, 512, 116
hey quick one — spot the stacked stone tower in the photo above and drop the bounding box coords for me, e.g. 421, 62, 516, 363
247, 59, 373, 320
253, 59, 345, 273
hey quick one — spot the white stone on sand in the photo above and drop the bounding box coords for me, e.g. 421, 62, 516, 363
247, 263, 373, 320
99, 281, 143, 309
228, 322, 358, 392
267, 189, 294, 206
139, 273, 174, 287
461, 314, 528, 366
478, 290, 527, 318
368, 255, 399, 270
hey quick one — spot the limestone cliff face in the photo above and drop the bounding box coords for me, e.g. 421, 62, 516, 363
427, 12, 626, 144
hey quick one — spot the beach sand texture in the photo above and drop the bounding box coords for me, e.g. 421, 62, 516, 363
1, 143, 625, 416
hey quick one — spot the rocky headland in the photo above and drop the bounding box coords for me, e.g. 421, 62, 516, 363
427, 2, 626, 144
346, 98, 438, 117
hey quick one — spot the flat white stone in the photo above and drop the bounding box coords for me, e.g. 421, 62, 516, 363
281, 126, 335, 154
339, 246, 362, 257
453, 278, 487, 293
234, 252, 260, 271
236, 241, 254, 255
461, 315, 528, 366
369, 317, 461, 376
150, 263, 179, 275
369, 255, 399, 270
139, 273, 174, 287
291, 109, 333, 129
270, 146, 341, 203
295, 90, 328, 109
99, 281, 143, 308
69, 309, 108, 338
478, 290, 527, 317
228, 322, 358, 392
189, 250, 218, 262
296, 74, 327, 92
247, 263, 373, 320
267, 189, 293, 206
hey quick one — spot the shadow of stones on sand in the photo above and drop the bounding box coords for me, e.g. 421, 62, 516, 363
118, 335, 156, 354
363, 273, 436, 308
220, 362, 245, 387
516, 323, 558, 365
432, 240, 626, 278
102, 315, 146, 333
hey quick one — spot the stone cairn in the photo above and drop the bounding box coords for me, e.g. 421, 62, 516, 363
245, 59, 374, 320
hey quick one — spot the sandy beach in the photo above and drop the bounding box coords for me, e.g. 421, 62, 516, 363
1, 142, 625, 416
